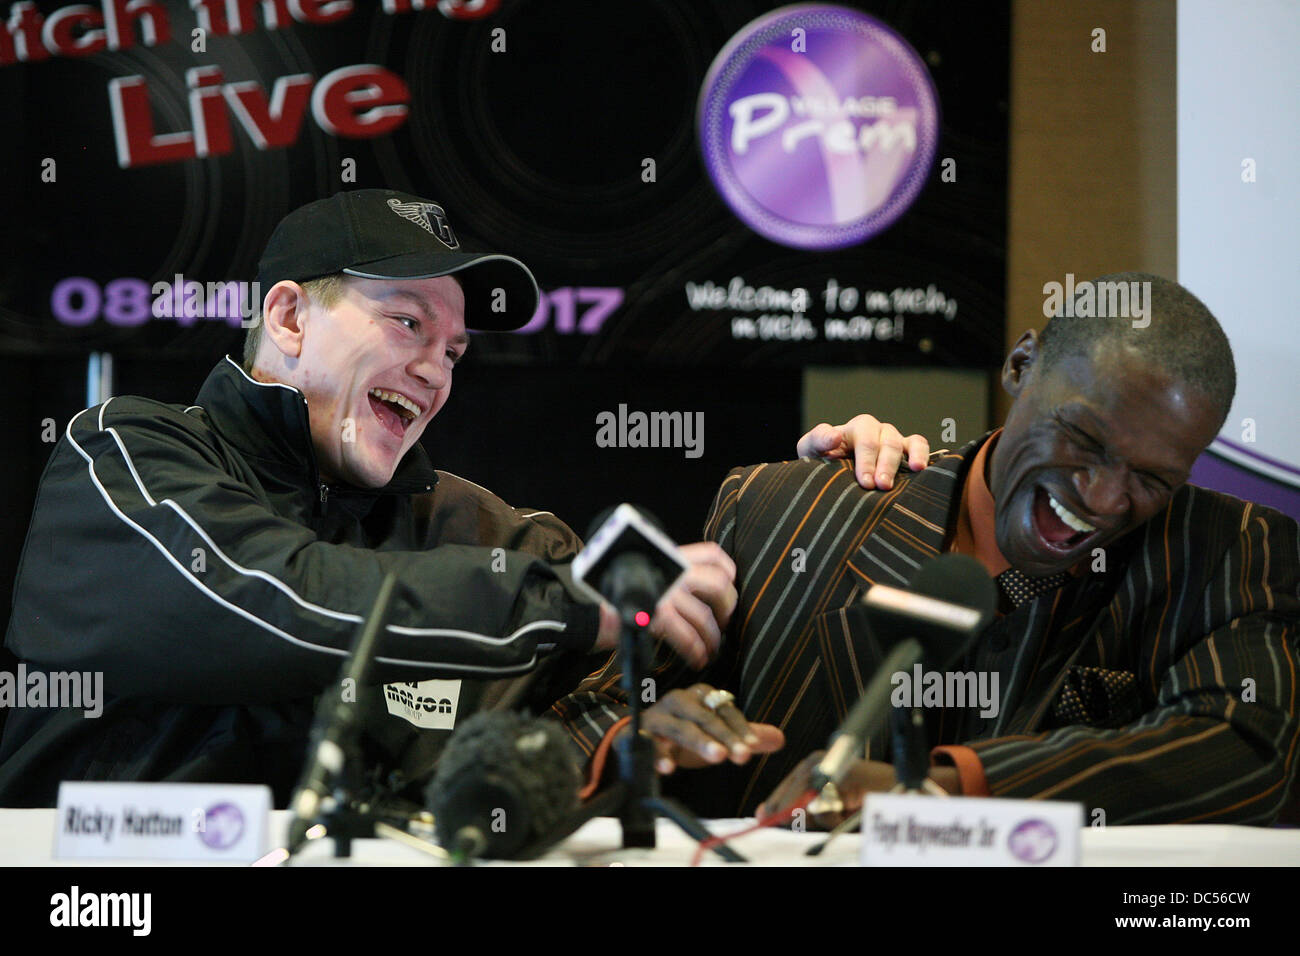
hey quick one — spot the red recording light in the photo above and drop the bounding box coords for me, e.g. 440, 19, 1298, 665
634, 611, 651, 628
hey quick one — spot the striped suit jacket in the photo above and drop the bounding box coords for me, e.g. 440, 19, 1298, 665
553, 435, 1300, 823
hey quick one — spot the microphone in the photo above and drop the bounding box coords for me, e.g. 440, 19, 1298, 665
287, 572, 398, 853
572, 504, 688, 615
572, 505, 699, 852
811, 554, 996, 791
861, 553, 998, 669
427, 711, 582, 860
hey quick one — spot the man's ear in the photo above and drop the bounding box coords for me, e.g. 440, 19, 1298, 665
261, 281, 310, 360
1002, 329, 1039, 399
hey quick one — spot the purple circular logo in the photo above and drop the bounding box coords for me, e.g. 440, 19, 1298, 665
1007, 819, 1058, 864
199, 803, 245, 850
698, 4, 940, 250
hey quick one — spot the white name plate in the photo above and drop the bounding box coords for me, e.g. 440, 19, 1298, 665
55, 782, 271, 862
861, 793, 1083, 866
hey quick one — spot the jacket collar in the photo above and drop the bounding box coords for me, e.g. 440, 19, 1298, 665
195, 356, 438, 497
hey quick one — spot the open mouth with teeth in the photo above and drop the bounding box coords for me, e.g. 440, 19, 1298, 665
367, 387, 421, 439
1031, 487, 1098, 555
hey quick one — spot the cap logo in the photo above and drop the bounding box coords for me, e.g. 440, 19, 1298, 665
387, 199, 459, 250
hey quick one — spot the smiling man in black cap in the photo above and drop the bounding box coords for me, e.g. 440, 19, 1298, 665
0, 189, 745, 806
245, 191, 542, 494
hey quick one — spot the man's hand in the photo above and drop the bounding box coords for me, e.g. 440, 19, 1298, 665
625, 683, 785, 775
796, 415, 931, 491
594, 542, 738, 668
757, 752, 961, 828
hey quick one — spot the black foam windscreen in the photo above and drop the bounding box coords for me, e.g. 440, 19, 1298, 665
427, 711, 581, 860
862, 553, 997, 669
907, 553, 998, 627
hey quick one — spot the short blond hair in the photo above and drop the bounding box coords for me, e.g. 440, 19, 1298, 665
242, 274, 350, 373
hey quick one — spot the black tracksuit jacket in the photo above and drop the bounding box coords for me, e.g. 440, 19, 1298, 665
0, 356, 603, 806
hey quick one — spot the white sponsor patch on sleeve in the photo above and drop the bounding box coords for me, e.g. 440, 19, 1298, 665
382, 680, 462, 730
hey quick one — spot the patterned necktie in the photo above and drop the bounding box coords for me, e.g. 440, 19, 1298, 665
997, 568, 1071, 608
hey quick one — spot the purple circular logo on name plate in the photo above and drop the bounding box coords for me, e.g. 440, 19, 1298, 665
698, 3, 940, 250
199, 802, 245, 850
1007, 819, 1058, 864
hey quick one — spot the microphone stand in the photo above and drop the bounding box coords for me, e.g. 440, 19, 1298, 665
889, 703, 948, 796
282, 573, 438, 862
564, 505, 749, 862
490, 604, 744, 861
615, 608, 658, 846
612, 607, 746, 862
485, 608, 745, 864
805, 645, 947, 858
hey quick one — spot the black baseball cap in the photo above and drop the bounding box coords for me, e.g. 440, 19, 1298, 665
257, 189, 538, 331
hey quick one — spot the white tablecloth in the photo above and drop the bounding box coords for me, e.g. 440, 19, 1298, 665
4, 809, 1299, 866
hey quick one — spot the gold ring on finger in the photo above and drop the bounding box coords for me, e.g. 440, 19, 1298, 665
702, 689, 735, 712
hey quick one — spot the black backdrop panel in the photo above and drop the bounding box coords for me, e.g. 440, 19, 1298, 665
419, 364, 804, 545
0, 0, 1008, 368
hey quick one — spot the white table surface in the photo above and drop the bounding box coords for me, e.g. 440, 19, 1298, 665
5, 809, 1299, 866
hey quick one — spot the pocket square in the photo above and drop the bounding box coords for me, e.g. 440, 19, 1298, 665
1048, 665, 1142, 728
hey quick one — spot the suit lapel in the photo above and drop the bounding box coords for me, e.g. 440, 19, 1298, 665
820, 442, 975, 743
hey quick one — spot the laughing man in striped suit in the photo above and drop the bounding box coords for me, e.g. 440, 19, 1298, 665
556, 273, 1300, 825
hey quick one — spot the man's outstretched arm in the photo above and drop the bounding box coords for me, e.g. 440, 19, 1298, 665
5, 400, 622, 704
